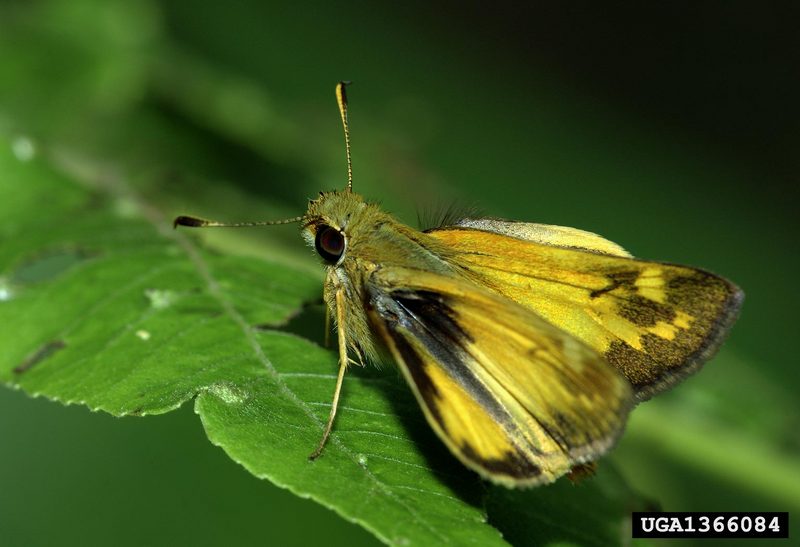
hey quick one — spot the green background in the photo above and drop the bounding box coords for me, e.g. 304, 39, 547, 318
1, 1, 798, 545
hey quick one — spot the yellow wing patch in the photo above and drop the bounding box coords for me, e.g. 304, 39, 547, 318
366, 268, 633, 486
428, 227, 743, 400
397, 337, 543, 479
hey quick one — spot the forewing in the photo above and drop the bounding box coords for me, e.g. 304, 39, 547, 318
444, 218, 632, 257
427, 225, 743, 400
366, 268, 633, 487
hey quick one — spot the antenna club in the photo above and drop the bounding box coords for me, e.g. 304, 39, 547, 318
174, 215, 206, 228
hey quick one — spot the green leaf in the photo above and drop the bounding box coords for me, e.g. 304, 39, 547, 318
487, 466, 655, 547
0, 136, 648, 545
0, 140, 497, 545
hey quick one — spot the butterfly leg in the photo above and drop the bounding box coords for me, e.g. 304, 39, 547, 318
350, 344, 366, 367
309, 287, 349, 460
323, 303, 332, 348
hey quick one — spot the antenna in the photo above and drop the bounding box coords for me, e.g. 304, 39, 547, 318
174, 81, 353, 230
336, 81, 353, 192
173, 215, 303, 229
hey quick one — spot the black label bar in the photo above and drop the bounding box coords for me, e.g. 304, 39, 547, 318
632, 512, 789, 539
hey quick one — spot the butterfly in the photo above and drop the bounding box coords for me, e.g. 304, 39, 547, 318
175, 82, 743, 487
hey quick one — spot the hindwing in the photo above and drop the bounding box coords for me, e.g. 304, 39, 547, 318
365, 268, 633, 486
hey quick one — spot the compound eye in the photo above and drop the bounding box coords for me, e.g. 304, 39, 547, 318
315, 225, 345, 263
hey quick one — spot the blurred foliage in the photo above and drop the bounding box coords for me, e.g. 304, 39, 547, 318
1, 0, 798, 546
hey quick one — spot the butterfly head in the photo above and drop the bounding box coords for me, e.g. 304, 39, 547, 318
302, 190, 371, 266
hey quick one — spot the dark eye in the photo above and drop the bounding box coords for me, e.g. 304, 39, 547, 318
315, 225, 345, 263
